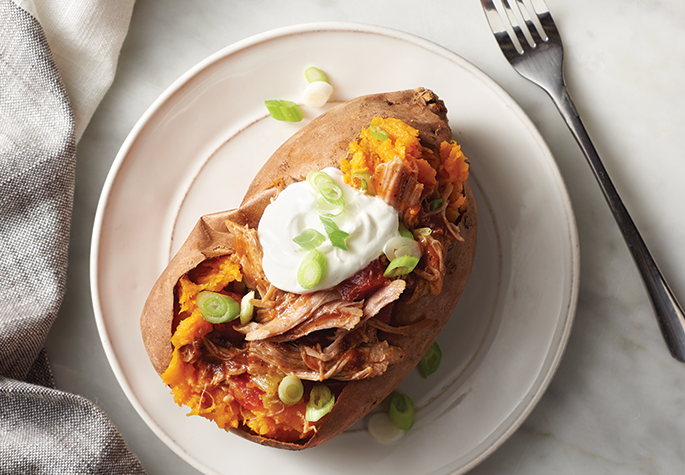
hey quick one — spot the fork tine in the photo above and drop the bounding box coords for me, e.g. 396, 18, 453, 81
500, 0, 531, 51
528, 0, 560, 40
514, 0, 546, 44
481, 0, 508, 39
481, 0, 521, 57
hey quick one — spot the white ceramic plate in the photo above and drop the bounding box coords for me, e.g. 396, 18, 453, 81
91, 23, 579, 475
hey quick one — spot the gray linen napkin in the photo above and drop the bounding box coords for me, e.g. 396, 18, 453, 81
0, 0, 145, 472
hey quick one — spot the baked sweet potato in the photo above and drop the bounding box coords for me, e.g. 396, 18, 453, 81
140, 88, 477, 449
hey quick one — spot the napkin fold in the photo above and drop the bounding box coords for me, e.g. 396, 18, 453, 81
0, 0, 143, 473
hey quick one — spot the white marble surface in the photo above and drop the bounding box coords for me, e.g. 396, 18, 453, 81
45, 0, 685, 474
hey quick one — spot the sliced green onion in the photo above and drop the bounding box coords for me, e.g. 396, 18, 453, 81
303, 81, 333, 108
239, 290, 255, 325
264, 99, 303, 122
307, 171, 346, 215
414, 227, 432, 240
351, 171, 375, 195
398, 222, 413, 240
306, 170, 333, 192
305, 66, 329, 84
315, 195, 344, 217
384, 255, 419, 278
369, 124, 389, 141
196, 291, 240, 324
297, 249, 327, 289
383, 236, 421, 261
328, 230, 349, 250
293, 228, 326, 250
368, 412, 405, 443
278, 375, 304, 405
306, 384, 335, 422
418, 341, 442, 378
389, 392, 414, 430
307, 171, 345, 206
318, 181, 345, 206
319, 216, 350, 250
429, 198, 444, 211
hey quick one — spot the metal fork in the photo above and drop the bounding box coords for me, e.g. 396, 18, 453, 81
481, 0, 685, 362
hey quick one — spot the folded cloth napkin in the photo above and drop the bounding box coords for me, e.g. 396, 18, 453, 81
0, 0, 144, 473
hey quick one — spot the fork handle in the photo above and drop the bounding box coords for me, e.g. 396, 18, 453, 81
549, 84, 685, 362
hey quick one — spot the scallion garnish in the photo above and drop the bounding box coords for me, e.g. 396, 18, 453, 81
398, 223, 413, 240
384, 255, 419, 278
297, 249, 327, 289
293, 229, 326, 250
388, 392, 414, 431
418, 341, 442, 378
414, 227, 432, 240
318, 182, 345, 207
350, 171, 375, 195
315, 195, 344, 217
319, 216, 350, 250
278, 375, 304, 405
264, 99, 303, 122
306, 170, 346, 218
368, 412, 406, 443
303, 81, 333, 108
196, 291, 240, 324
304, 66, 329, 84
429, 198, 443, 211
369, 124, 389, 141
307, 171, 345, 206
305, 384, 335, 422
383, 236, 421, 261
239, 290, 255, 325
306, 170, 333, 192
302, 67, 333, 107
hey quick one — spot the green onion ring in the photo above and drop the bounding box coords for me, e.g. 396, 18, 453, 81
418, 341, 442, 378
398, 222, 414, 240
196, 291, 240, 324
293, 228, 326, 250
369, 124, 390, 141
318, 181, 345, 206
414, 227, 432, 240
315, 196, 344, 217
383, 236, 421, 261
350, 171, 376, 195
388, 392, 414, 430
264, 100, 303, 122
368, 412, 406, 443
383, 255, 419, 278
306, 171, 333, 193
319, 216, 350, 251
278, 375, 304, 405
304, 66, 329, 84
429, 198, 444, 211
297, 249, 327, 289
306, 384, 335, 422
239, 290, 255, 325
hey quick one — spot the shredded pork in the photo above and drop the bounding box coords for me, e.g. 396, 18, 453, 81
186, 137, 466, 386
247, 323, 404, 381
362, 280, 406, 319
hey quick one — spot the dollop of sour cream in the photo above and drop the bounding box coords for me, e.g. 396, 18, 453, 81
258, 168, 400, 294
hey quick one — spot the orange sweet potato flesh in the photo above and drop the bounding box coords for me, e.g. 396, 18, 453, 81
140, 87, 477, 450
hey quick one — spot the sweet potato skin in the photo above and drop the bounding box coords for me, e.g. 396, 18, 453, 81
139, 88, 477, 449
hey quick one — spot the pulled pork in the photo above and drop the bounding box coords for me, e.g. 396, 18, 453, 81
164, 116, 470, 441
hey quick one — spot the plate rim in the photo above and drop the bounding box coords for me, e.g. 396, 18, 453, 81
90, 21, 580, 475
